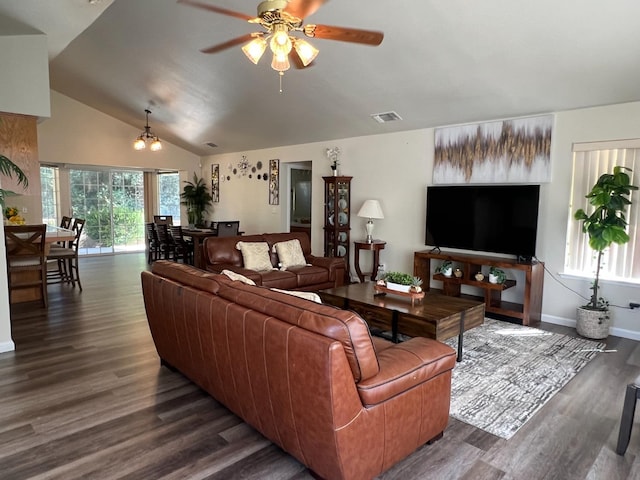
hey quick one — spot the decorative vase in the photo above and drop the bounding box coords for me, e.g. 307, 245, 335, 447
576, 307, 610, 339
386, 282, 411, 293
475, 273, 484, 281
332, 169, 338, 176
454, 268, 463, 278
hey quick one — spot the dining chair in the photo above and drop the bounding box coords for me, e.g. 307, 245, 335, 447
170, 225, 194, 264
4, 224, 48, 308
216, 221, 240, 237
47, 218, 85, 291
155, 223, 175, 260
145, 223, 160, 263
153, 215, 173, 226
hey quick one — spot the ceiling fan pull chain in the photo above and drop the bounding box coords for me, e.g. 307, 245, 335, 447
279, 71, 284, 93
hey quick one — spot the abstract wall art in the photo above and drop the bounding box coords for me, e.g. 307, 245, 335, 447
211, 163, 219, 202
433, 114, 553, 184
269, 159, 280, 205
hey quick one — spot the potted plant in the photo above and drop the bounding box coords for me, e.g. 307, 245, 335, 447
180, 173, 213, 228
382, 271, 414, 292
436, 260, 453, 277
488, 266, 506, 284
0, 153, 29, 209
573, 166, 638, 339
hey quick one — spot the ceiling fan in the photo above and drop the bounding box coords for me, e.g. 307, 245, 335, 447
178, 0, 384, 75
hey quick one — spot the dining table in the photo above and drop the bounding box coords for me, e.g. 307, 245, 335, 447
5, 224, 76, 305
181, 228, 218, 269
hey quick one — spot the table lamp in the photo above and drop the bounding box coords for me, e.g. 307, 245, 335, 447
357, 199, 384, 243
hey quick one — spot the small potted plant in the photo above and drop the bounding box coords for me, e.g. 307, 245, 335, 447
436, 260, 453, 277
573, 166, 638, 339
488, 266, 506, 284
383, 271, 414, 292
410, 276, 423, 293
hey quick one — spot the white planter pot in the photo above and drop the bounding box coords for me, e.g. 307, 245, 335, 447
489, 273, 499, 284
442, 267, 453, 277
576, 307, 610, 339
386, 282, 411, 293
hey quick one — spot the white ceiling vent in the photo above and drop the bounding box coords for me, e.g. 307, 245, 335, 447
371, 111, 403, 123
204, 142, 218, 148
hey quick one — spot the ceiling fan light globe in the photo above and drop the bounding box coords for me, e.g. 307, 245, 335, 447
242, 37, 267, 64
293, 38, 318, 66
150, 139, 162, 151
270, 26, 292, 55
133, 137, 146, 150
271, 52, 290, 72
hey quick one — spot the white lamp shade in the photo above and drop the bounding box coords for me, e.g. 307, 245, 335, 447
357, 200, 384, 219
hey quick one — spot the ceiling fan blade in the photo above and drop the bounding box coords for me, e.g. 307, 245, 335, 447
305, 24, 384, 46
284, 0, 328, 19
178, 0, 253, 21
200, 34, 255, 54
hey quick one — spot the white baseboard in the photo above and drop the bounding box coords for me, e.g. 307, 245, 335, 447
0, 340, 15, 353
542, 314, 640, 341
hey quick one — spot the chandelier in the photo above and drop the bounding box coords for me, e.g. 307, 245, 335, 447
133, 109, 162, 151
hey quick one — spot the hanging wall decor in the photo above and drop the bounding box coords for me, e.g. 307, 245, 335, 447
433, 114, 553, 184
211, 164, 220, 202
269, 159, 280, 205
224, 157, 266, 181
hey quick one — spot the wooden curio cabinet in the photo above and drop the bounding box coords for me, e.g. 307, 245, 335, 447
323, 176, 352, 273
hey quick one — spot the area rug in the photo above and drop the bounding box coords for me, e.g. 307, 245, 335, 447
443, 318, 606, 439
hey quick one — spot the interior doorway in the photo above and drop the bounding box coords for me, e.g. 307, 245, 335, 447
288, 162, 312, 239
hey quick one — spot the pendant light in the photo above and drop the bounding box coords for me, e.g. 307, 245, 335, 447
133, 109, 162, 151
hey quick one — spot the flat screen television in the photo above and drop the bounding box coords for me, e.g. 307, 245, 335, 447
425, 185, 540, 258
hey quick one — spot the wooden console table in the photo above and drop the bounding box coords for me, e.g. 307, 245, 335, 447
413, 250, 544, 325
354, 240, 386, 282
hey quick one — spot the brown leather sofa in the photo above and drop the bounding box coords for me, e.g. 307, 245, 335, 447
202, 231, 346, 290
142, 261, 457, 480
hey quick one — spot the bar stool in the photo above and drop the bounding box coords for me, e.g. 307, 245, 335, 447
616, 374, 640, 455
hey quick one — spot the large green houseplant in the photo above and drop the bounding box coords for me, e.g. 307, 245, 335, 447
573, 166, 638, 338
180, 173, 213, 227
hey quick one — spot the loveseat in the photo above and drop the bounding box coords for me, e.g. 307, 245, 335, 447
141, 261, 457, 480
202, 231, 346, 290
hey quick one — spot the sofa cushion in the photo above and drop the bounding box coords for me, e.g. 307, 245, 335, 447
289, 265, 330, 287
236, 241, 274, 271
273, 239, 308, 270
215, 280, 380, 382
259, 270, 298, 290
151, 260, 221, 294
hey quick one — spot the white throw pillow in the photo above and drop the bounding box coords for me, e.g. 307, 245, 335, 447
235, 241, 273, 271
273, 239, 308, 270
221, 269, 256, 286
271, 288, 322, 304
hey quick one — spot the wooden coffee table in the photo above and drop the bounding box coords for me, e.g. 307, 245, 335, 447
318, 282, 485, 361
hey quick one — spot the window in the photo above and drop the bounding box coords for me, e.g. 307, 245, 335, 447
70, 168, 145, 254
158, 172, 181, 225
565, 140, 640, 282
40, 165, 59, 226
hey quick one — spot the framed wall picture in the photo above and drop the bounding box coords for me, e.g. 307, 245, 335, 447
433, 114, 553, 184
211, 164, 219, 202
269, 159, 280, 205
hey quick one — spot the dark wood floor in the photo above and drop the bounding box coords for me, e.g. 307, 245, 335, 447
1, 254, 639, 479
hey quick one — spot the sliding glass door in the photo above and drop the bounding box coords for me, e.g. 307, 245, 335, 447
70, 169, 145, 254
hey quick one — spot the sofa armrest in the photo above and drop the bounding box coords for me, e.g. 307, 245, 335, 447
356, 337, 456, 406
307, 255, 346, 286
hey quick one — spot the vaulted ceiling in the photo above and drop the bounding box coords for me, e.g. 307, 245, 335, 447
2, 0, 640, 155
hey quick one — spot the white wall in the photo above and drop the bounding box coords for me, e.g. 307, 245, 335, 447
0, 16, 50, 118
202, 101, 640, 339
